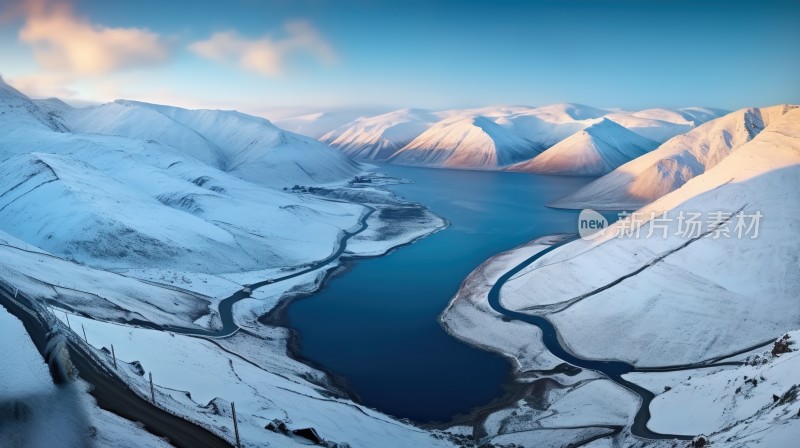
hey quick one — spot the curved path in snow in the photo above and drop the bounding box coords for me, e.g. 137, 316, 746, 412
165, 205, 376, 338
486, 236, 771, 440
0, 203, 378, 448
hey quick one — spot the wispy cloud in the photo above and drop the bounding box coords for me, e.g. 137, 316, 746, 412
189, 21, 336, 77
6, 0, 169, 75
5, 73, 78, 99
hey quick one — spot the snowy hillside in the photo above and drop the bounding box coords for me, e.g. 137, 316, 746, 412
65, 99, 359, 188
0, 77, 457, 447
500, 107, 800, 366
439, 106, 799, 446
0, 77, 362, 274
390, 114, 541, 168
507, 118, 659, 175
605, 107, 725, 143
0, 301, 173, 448
317, 102, 721, 170
0, 76, 67, 133
0, 146, 362, 273
645, 331, 800, 446
321, 108, 444, 160
551, 105, 797, 209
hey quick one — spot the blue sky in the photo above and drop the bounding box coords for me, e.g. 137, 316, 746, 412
1, 0, 798, 116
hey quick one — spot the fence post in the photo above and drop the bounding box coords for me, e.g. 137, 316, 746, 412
111, 344, 117, 369
231, 402, 241, 448
149, 372, 155, 404
65, 312, 70, 329
81, 324, 87, 343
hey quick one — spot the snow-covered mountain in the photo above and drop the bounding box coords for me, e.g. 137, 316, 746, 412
441, 106, 800, 446
320, 108, 444, 161
316, 103, 722, 170
389, 114, 541, 168
64, 100, 359, 188
604, 107, 725, 143
0, 78, 364, 273
0, 77, 67, 133
503, 107, 800, 366
550, 104, 797, 209
0, 77, 456, 448
507, 118, 659, 175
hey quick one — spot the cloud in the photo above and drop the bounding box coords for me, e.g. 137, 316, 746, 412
189, 21, 336, 77
5, 73, 78, 99
8, 0, 169, 75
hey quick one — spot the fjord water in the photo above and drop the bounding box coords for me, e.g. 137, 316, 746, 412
287, 164, 598, 423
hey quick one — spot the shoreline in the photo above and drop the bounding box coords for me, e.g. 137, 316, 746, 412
257, 181, 453, 409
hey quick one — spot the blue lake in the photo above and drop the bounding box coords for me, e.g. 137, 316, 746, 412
286, 164, 601, 423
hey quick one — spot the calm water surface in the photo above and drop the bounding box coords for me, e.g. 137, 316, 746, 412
286, 164, 599, 423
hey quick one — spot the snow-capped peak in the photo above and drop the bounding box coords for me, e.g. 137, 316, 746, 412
508, 117, 659, 176
389, 113, 540, 168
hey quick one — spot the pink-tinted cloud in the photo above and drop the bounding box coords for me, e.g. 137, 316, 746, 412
6, 73, 78, 98
189, 21, 336, 77
7, 0, 169, 75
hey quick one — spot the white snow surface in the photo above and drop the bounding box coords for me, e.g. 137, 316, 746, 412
500, 108, 800, 366
438, 108, 798, 446
64, 99, 360, 188
551, 104, 797, 209
315, 103, 722, 170
57, 312, 453, 448
322, 108, 444, 161
647, 332, 800, 447
507, 118, 659, 175
391, 113, 541, 168
0, 78, 365, 275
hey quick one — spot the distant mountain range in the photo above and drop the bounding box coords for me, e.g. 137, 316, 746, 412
276, 103, 726, 174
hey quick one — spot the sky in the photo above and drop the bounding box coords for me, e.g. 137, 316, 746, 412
1, 0, 799, 118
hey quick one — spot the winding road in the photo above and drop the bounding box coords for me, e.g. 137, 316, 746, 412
486, 236, 772, 441
163, 205, 376, 338
0, 203, 377, 447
